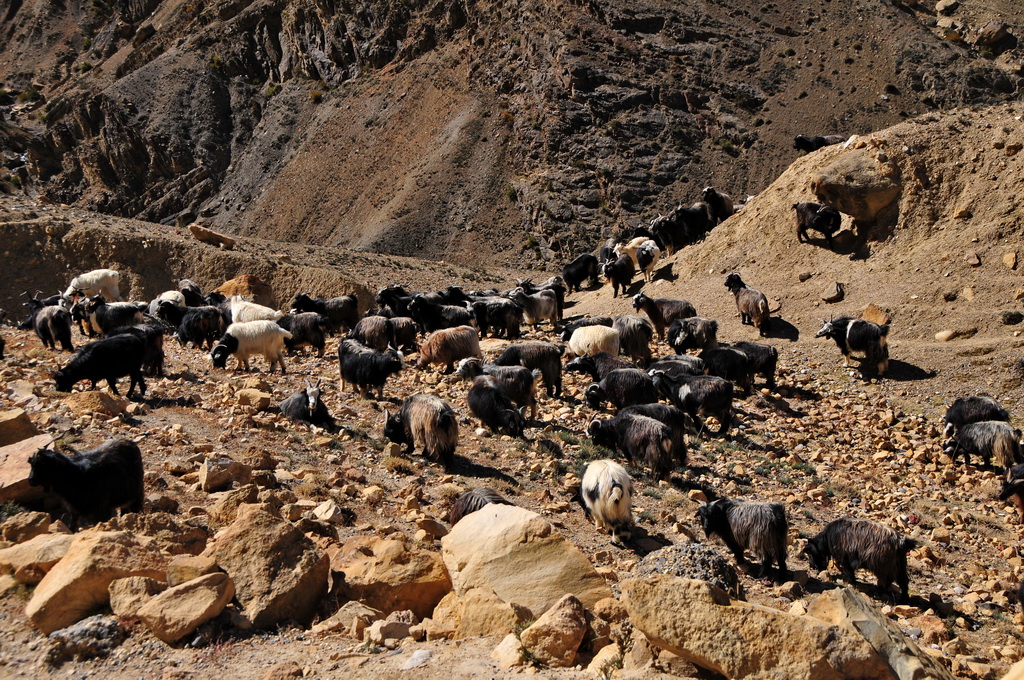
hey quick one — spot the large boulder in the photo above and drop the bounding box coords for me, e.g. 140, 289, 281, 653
634, 544, 742, 599
0, 533, 74, 584
441, 505, 611, 618
519, 594, 588, 668
138, 572, 235, 643
97, 513, 209, 555
331, 535, 451, 620
0, 433, 53, 504
108, 576, 167, 617
0, 408, 39, 447
622, 576, 895, 680
203, 504, 328, 629
806, 588, 955, 680
214, 274, 275, 308
810, 150, 902, 226
26, 531, 167, 634
0, 510, 51, 543
431, 587, 531, 639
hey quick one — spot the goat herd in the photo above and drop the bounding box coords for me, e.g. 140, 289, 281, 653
1, 237, 1021, 606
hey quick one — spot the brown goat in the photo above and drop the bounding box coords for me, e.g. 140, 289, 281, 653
416, 325, 481, 372
724, 273, 771, 336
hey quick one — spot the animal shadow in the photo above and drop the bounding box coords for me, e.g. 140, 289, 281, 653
762, 317, 799, 341
883, 359, 936, 382
448, 455, 520, 485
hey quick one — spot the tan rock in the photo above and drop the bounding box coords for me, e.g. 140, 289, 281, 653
365, 619, 411, 643
208, 484, 259, 523
455, 587, 530, 638
199, 457, 251, 492
189, 223, 236, 250
0, 533, 73, 583
1, 511, 51, 543
935, 330, 956, 342
416, 518, 448, 539
214, 274, 274, 307
964, 252, 981, 267
860, 303, 891, 325
203, 504, 327, 629
312, 500, 348, 524
441, 505, 611, 618
623, 576, 895, 679
236, 389, 273, 411
166, 555, 219, 587
311, 600, 382, 637
593, 596, 628, 623
1005, 252, 1018, 270
26, 531, 167, 634
1004, 660, 1024, 680
108, 576, 167, 617
587, 643, 622, 677
331, 535, 451, 620
138, 572, 234, 643
811, 150, 901, 224
258, 662, 303, 680
63, 392, 128, 417
0, 409, 39, 446
491, 633, 526, 669
0, 433, 54, 504
520, 594, 587, 668
97, 513, 209, 556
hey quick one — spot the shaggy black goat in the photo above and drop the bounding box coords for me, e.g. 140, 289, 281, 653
730, 341, 779, 390
28, 439, 144, 528
793, 134, 846, 153
390, 317, 419, 353
646, 203, 712, 254
494, 341, 563, 397
449, 487, 513, 525
338, 339, 403, 399
172, 305, 225, 350
350, 315, 395, 351
698, 498, 788, 579
632, 292, 696, 341
725, 273, 771, 336
700, 346, 755, 396
702, 187, 735, 225
944, 421, 1023, 470
562, 253, 600, 293
586, 368, 658, 411
944, 396, 1010, 436
619, 403, 690, 442
613, 315, 654, 366
290, 293, 359, 332
277, 312, 329, 356
603, 255, 635, 298
456, 358, 539, 419
566, 351, 632, 381
375, 285, 415, 316
467, 375, 526, 438
85, 296, 146, 336
588, 413, 684, 479
53, 334, 147, 398
409, 296, 475, 332
802, 518, 915, 603
471, 298, 523, 339
794, 201, 842, 249
117, 325, 166, 378
647, 355, 707, 378
384, 394, 458, 466
651, 370, 732, 436
667, 317, 719, 353
279, 379, 337, 431
815, 317, 889, 375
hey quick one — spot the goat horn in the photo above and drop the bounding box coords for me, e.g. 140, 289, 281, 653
304, 378, 312, 389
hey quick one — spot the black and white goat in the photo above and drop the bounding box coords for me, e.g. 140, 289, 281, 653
698, 498, 788, 579
211, 320, 291, 373
588, 413, 684, 479
581, 459, 633, 546
279, 379, 337, 431
651, 370, 732, 436
815, 317, 889, 375
28, 439, 144, 528
944, 421, 1023, 470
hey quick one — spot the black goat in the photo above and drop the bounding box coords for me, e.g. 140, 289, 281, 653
793, 134, 846, 153
171, 305, 225, 350
613, 315, 653, 366
794, 201, 842, 249
375, 285, 415, 317
585, 368, 658, 411
350, 315, 395, 351
815, 317, 889, 375
562, 254, 600, 293
702, 187, 735, 225
667, 317, 719, 353
588, 413, 684, 479
449, 487, 513, 525
27, 301, 74, 351
409, 295, 475, 332
28, 439, 144, 527
944, 421, 1023, 470
602, 255, 635, 298
456, 358, 539, 419
566, 352, 632, 381
632, 292, 697, 341
53, 334, 147, 398
944, 396, 1010, 436
802, 518, 915, 603
646, 204, 712, 254
494, 341, 563, 397
468, 375, 526, 438
338, 339, 403, 399
647, 355, 706, 378
700, 346, 755, 396
698, 498, 788, 579
279, 379, 337, 431
471, 298, 523, 339
384, 394, 458, 466
730, 341, 779, 390
277, 312, 329, 356
290, 293, 359, 332
725, 273, 771, 336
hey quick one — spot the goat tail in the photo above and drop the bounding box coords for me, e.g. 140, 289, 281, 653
609, 482, 624, 504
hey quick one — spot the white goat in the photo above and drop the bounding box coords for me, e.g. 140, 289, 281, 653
64, 269, 121, 303
229, 296, 283, 323
210, 320, 291, 373
581, 459, 633, 546
614, 237, 657, 270
566, 325, 620, 359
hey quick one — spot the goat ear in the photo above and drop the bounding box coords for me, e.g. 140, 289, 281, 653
381, 409, 390, 423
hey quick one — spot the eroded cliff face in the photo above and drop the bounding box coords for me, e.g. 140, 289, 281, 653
1, 0, 1021, 265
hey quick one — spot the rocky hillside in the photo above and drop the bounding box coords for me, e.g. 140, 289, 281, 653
1, 0, 1022, 266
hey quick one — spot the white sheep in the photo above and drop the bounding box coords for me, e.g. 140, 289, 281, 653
614, 237, 657, 270
64, 269, 122, 303
566, 325, 620, 359
210, 320, 292, 373
581, 459, 633, 545
230, 296, 284, 323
